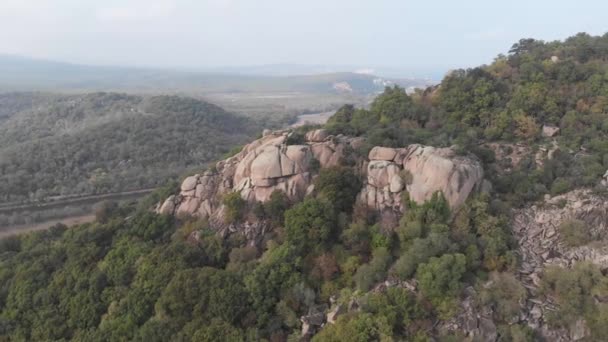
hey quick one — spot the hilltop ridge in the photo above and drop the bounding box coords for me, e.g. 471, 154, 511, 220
2, 32, 608, 341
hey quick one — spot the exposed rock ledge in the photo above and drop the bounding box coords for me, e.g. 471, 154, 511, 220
159, 129, 364, 220
510, 189, 608, 341
359, 145, 484, 213
158, 129, 484, 224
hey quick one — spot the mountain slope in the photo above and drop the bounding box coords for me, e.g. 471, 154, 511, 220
2, 33, 608, 342
0, 93, 261, 203
0, 55, 431, 95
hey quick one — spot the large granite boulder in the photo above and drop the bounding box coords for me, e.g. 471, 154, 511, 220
369, 146, 398, 161
358, 144, 483, 212
305, 129, 329, 142
402, 145, 484, 210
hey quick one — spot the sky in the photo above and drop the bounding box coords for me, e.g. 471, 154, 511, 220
1, 0, 607, 77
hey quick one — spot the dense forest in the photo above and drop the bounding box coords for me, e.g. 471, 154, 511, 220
327, 32, 608, 206
0, 93, 266, 204
1, 33, 608, 341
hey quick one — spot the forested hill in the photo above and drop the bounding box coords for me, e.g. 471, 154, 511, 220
1, 33, 608, 342
326, 32, 608, 203
0, 93, 261, 203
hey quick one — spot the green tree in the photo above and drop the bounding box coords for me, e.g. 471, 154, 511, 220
354, 247, 392, 291
479, 272, 527, 322
371, 86, 423, 125
314, 166, 361, 213
284, 198, 336, 252
244, 245, 301, 327
311, 313, 392, 342
155, 267, 248, 326
191, 319, 244, 342
416, 253, 467, 318
223, 191, 246, 224
265, 190, 290, 226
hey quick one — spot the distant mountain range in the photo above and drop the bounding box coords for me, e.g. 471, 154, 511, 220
0, 55, 435, 95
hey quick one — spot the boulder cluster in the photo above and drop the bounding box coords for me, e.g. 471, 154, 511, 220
159, 129, 364, 220
158, 129, 485, 223
509, 189, 608, 341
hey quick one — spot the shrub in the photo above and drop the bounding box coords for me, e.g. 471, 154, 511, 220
222, 191, 246, 224
94, 200, 119, 223
371, 85, 424, 125
400, 169, 413, 185
361, 287, 425, 335
479, 272, 527, 322
311, 313, 392, 342
497, 324, 536, 342
513, 113, 539, 140
311, 253, 339, 282
285, 131, 305, 145
284, 198, 336, 252
314, 166, 362, 213
559, 219, 591, 247
354, 247, 392, 291
341, 221, 372, 256
416, 253, 467, 318
228, 246, 258, 264
245, 245, 302, 326
309, 157, 321, 173
541, 263, 608, 330
391, 232, 452, 280
550, 177, 572, 196
266, 190, 290, 226
191, 319, 244, 342
223, 145, 243, 159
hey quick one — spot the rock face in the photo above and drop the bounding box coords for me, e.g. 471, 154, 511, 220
437, 286, 498, 341
542, 124, 560, 137
358, 145, 484, 213
514, 189, 608, 277
435, 189, 608, 341
305, 129, 329, 142
601, 169, 608, 186
158, 130, 362, 220
512, 189, 608, 341
159, 130, 483, 228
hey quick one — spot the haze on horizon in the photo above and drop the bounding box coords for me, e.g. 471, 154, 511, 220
1, 0, 607, 78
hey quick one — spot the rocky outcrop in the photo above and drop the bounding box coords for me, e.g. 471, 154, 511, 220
512, 189, 608, 341
305, 128, 329, 142
514, 189, 608, 277
542, 124, 560, 137
437, 286, 498, 341
159, 130, 363, 220
601, 170, 608, 186
160, 129, 483, 228
434, 189, 608, 341
358, 145, 484, 213
300, 304, 328, 337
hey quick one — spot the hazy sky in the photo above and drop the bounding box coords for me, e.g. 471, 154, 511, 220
1, 0, 607, 76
